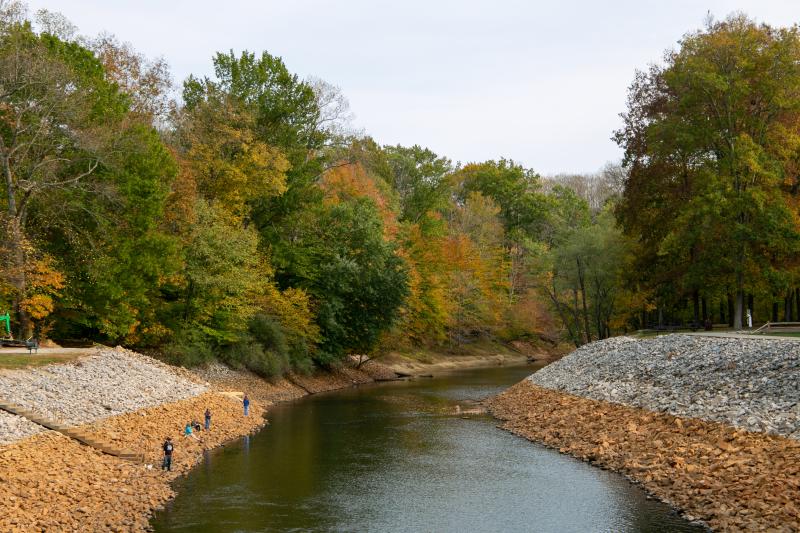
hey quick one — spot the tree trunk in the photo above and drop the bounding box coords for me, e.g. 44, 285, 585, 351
733, 242, 745, 329
7, 219, 30, 339
547, 279, 580, 348
692, 290, 700, 329
727, 293, 734, 328
701, 297, 708, 322
734, 288, 744, 330
720, 299, 725, 324
594, 306, 604, 340
576, 259, 591, 344
3, 155, 31, 339
784, 293, 792, 322
795, 288, 800, 322
571, 288, 583, 347
747, 294, 754, 324
772, 300, 779, 323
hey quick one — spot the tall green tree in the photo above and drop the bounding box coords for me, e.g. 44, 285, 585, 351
183, 50, 328, 235
49, 125, 178, 344
615, 15, 800, 329
383, 145, 452, 222
275, 198, 409, 363
0, 19, 178, 339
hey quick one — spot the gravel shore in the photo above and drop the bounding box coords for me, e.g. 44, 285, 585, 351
529, 334, 800, 438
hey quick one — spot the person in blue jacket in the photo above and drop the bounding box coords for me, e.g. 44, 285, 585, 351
243, 394, 250, 416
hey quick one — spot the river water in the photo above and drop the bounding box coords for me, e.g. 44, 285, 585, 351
151, 364, 703, 532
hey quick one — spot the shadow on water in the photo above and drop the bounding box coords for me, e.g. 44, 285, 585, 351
151, 364, 705, 533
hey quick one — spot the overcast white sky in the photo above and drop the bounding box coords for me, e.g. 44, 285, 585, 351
27, 1, 800, 174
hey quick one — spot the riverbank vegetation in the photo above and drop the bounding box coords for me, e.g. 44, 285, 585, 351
0, 2, 799, 369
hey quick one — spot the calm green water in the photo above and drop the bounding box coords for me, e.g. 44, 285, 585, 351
151, 364, 704, 533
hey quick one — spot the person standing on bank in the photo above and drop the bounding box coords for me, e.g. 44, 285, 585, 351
162, 437, 174, 471
205, 408, 212, 430
243, 394, 250, 416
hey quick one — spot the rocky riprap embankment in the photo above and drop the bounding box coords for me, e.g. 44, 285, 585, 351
0, 347, 206, 444
0, 392, 266, 532
530, 334, 800, 438
489, 382, 800, 532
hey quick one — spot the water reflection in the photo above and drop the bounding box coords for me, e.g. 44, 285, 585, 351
152, 365, 704, 533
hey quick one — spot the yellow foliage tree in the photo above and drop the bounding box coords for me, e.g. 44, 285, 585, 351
180, 97, 289, 220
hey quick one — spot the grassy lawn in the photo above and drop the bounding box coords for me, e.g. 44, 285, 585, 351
0, 353, 83, 370
756, 331, 800, 338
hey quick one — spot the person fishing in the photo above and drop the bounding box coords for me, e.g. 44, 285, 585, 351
162, 437, 174, 471
205, 408, 212, 430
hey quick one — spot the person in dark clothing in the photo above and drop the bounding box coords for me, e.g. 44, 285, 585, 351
204, 408, 212, 430
243, 394, 250, 416
162, 437, 174, 471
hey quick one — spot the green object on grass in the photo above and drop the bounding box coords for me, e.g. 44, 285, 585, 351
0, 313, 11, 336
0, 312, 9, 337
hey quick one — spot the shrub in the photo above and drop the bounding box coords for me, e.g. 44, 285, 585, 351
161, 328, 215, 367
220, 337, 289, 378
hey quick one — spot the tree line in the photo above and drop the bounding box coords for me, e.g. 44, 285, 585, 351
543, 14, 800, 343
0, 2, 604, 373
2, 3, 797, 372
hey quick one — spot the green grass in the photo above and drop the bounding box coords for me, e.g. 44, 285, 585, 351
755, 331, 800, 338
0, 354, 80, 370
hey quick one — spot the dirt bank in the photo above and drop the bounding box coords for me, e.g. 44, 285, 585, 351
377, 340, 561, 376
195, 345, 542, 407
193, 358, 397, 407
488, 381, 800, 532
380, 351, 529, 376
